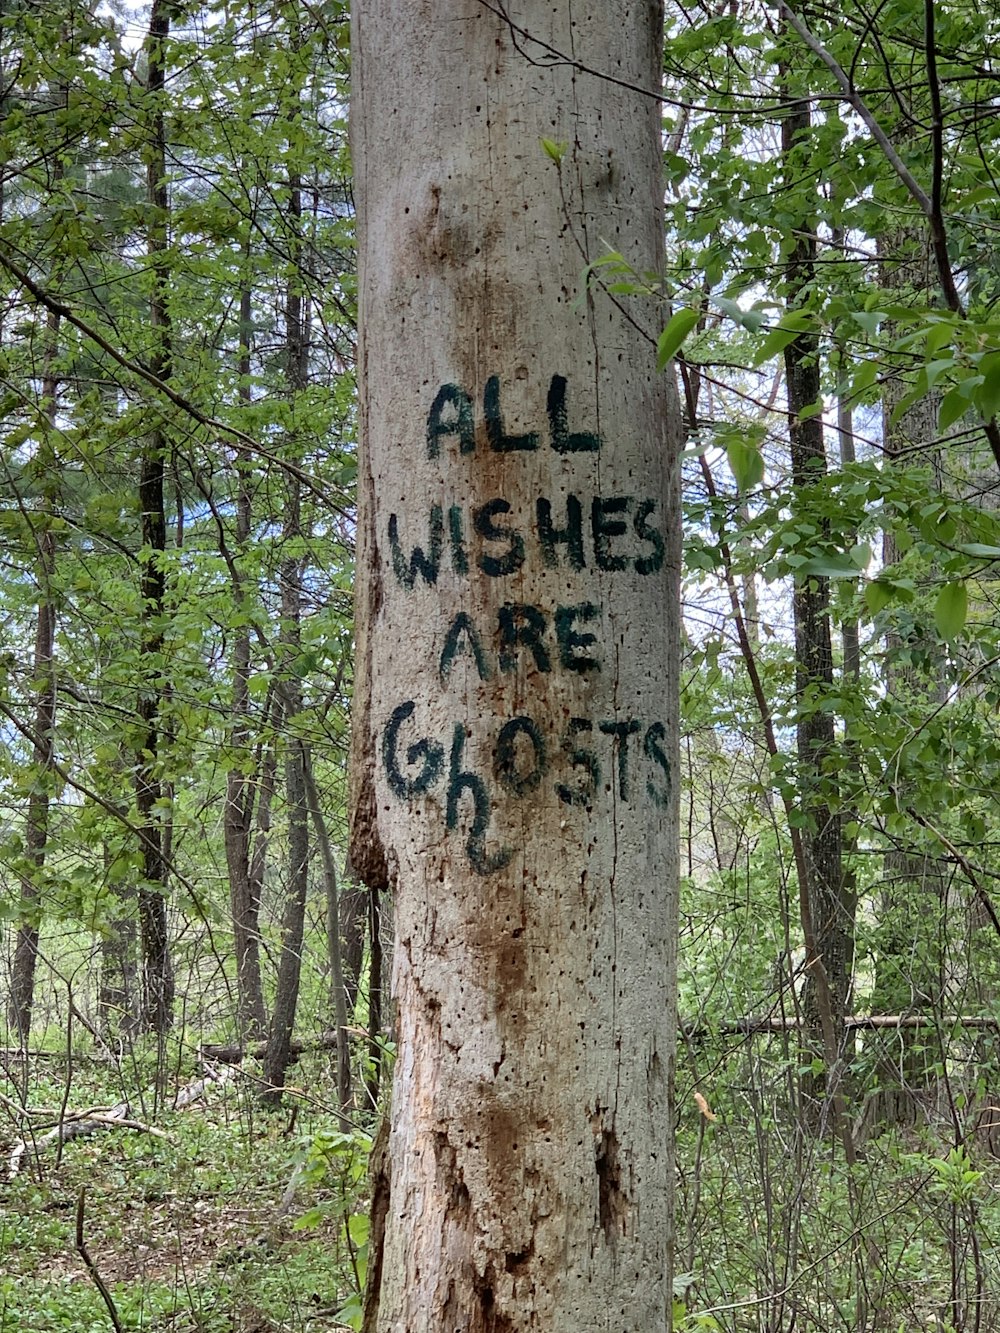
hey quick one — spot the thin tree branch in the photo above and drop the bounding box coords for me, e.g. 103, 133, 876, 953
0, 248, 350, 512
777, 1, 1000, 472
777, 1, 933, 215
76, 1187, 125, 1333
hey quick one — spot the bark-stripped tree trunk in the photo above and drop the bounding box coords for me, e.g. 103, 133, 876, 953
8, 305, 60, 1046
135, 0, 175, 1035
351, 4, 679, 1327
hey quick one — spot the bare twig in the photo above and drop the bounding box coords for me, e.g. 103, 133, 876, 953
776, 2, 932, 217
776, 1, 1000, 470
8, 1102, 173, 1180
683, 1013, 1000, 1038
76, 1187, 124, 1333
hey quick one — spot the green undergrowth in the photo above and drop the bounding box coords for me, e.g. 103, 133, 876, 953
0, 1045, 373, 1333
674, 1051, 1000, 1332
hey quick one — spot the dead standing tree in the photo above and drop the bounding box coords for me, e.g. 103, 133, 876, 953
351, 2, 682, 1328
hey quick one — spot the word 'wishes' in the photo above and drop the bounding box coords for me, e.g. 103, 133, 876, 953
381, 375, 670, 873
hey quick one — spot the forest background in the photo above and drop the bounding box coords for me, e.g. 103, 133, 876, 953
2, 0, 1000, 1329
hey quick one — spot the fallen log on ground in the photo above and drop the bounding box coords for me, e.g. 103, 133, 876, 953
681, 1013, 1000, 1038
6, 1061, 234, 1179
199, 1029, 347, 1065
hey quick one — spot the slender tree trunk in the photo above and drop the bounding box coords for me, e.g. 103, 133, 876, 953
135, 0, 175, 1035
867, 223, 948, 1128
225, 283, 267, 1037
780, 95, 850, 1069
262, 131, 310, 1105
351, 4, 679, 1326
303, 750, 352, 1120
363, 882, 383, 1111
250, 692, 281, 905
8, 305, 60, 1045
834, 314, 860, 1001
339, 865, 366, 1015
98, 831, 139, 1038
261, 731, 309, 1106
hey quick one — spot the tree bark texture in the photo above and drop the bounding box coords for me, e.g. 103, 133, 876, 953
351, 4, 679, 1328
339, 869, 367, 1015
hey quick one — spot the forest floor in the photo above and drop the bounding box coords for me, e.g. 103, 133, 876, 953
0, 1046, 369, 1333
7, 1038, 1000, 1331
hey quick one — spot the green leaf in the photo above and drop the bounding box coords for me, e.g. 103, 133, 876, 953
957, 542, 1000, 560
726, 437, 764, 492
924, 357, 955, 389
797, 554, 864, 578
974, 351, 1000, 421
957, 185, 998, 209
934, 582, 968, 638
849, 542, 872, 569
540, 138, 566, 164
852, 310, 885, 335
938, 387, 969, 433
925, 320, 956, 356
657, 306, 700, 370
714, 295, 744, 324
751, 311, 816, 366
850, 358, 879, 397
864, 580, 894, 615
292, 1206, 326, 1230
714, 295, 766, 330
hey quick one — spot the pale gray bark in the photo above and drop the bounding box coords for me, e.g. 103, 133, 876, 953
352, 4, 679, 1327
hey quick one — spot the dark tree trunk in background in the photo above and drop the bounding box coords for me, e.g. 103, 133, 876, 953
339, 868, 366, 1016
8, 151, 63, 1044
781, 97, 852, 1075
135, 0, 175, 1035
226, 283, 267, 1038
262, 121, 310, 1104
303, 750, 352, 1119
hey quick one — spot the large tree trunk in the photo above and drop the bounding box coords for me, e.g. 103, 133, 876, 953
351, 4, 680, 1328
